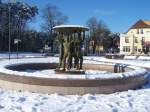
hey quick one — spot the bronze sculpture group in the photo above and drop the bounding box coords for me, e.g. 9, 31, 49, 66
53, 25, 89, 72
58, 32, 85, 70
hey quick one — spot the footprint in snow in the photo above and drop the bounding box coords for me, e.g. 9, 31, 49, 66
17, 97, 26, 103
42, 97, 48, 100
32, 107, 37, 112
0, 105, 4, 109
87, 95, 96, 101
34, 102, 44, 107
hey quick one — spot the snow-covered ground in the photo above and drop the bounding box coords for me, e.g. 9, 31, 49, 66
0, 52, 44, 59
0, 87, 150, 112
0, 56, 149, 112
107, 55, 150, 60
85, 56, 150, 68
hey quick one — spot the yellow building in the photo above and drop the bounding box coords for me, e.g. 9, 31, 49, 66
120, 20, 150, 55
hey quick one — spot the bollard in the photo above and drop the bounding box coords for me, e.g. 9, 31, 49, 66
119, 64, 122, 72
121, 64, 127, 72
119, 64, 127, 73
114, 64, 119, 73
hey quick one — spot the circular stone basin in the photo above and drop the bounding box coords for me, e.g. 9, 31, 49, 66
0, 58, 148, 95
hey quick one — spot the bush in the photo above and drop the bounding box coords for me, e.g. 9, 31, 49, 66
105, 54, 124, 59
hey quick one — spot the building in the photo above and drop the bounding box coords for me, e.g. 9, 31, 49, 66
120, 20, 150, 55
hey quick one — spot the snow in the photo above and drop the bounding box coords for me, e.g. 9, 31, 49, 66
124, 56, 137, 60
22, 69, 111, 79
138, 56, 150, 60
0, 86, 150, 112
0, 56, 149, 111
53, 25, 89, 30
120, 55, 150, 60
85, 56, 150, 68
0, 57, 147, 79
0, 52, 44, 59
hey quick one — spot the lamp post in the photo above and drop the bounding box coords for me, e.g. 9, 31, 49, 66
8, 0, 17, 59
8, 5, 11, 60
14, 39, 21, 59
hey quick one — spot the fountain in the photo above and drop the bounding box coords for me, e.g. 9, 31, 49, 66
53, 25, 89, 74
0, 25, 147, 95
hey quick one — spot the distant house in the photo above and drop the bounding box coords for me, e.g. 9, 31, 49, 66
120, 20, 150, 55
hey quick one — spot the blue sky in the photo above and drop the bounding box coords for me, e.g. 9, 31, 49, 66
22, 0, 150, 33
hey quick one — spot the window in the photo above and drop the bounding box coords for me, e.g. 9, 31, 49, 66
134, 46, 137, 52
141, 29, 144, 34
123, 47, 126, 52
141, 37, 145, 45
142, 37, 145, 41
127, 46, 130, 52
123, 46, 130, 52
135, 37, 138, 43
138, 49, 141, 52
137, 29, 139, 34
125, 37, 129, 43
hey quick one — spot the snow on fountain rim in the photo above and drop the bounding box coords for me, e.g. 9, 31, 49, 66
0, 57, 147, 79
53, 25, 89, 30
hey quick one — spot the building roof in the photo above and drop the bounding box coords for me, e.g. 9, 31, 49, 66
143, 20, 150, 26
129, 20, 150, 29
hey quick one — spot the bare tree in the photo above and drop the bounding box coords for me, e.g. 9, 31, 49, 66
0, 1, 38, 51
42, 4, 68, 52
86, 17, 111, 54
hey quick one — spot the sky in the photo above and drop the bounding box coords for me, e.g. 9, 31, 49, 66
19, 0, 150, 33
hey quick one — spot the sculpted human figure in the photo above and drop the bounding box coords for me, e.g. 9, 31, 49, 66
57, 33, 64, 68
74, 42, 80, 69
58, 33, 64, 68
67, 34, 75, 69
74, 32, 85, 69
58, 31, 85, 70
53, 25, 88, 72
62, 35, 72, 70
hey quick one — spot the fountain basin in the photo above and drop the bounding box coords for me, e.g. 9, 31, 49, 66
0, 58, 147, 95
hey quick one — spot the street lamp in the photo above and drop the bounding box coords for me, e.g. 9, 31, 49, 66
8, 0, 16, 59
8, 4, 11, 60
14, 38, 21, 59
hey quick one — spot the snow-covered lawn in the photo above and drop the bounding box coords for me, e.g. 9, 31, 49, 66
0, 88, 150, 112
0, 56, 149, 112
85, 56, 150, 68
0, 52, 44, 59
